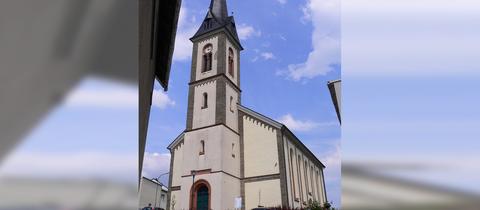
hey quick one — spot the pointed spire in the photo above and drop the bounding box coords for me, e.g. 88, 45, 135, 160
191, 0, 243, 50
209, 0, 228, 21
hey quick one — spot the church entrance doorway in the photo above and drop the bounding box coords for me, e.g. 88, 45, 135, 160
190, 180, 211, 210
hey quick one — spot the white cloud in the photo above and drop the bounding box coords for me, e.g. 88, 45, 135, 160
173, 8, 198, 61
277, 114, 336, 132
261, 52, 276, 60
318, 142, 341, 184
281, 0, 340, 81
64, 83, 137, 109
277, 0, 287, 5
152, 89, 175, 109
142, 152, 171, 183
237, 24, 261, 40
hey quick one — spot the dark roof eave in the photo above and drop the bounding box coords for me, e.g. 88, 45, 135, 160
167, 131, 185, 150
152, 0, 182, 91
190, 27, 243, 51
281, 125, 326, 168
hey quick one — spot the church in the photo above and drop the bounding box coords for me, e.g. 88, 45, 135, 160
166, 0, 327, 209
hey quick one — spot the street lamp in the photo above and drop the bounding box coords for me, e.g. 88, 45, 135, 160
153, 172, 169, 210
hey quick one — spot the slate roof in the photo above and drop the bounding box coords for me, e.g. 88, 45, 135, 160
191, 0, 243, 50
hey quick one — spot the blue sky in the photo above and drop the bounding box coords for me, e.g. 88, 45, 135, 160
144, 0, 341, 207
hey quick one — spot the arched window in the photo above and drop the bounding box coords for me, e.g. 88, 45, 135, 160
316, 170, 321, 201
202, 44, 213, 72
304, 160, 309, 194
202, 93, 208, 109
190, 180, 211, 210
230, 96, 234, 112
297, 155, 303, 202
228, 48, 234, 77
289, 149, 297, 200
310, 165, 315, 198
199, 140, 205, 155
231, 143, 235, 158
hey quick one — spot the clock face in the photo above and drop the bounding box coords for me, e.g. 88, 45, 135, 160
204, 45, 212, 54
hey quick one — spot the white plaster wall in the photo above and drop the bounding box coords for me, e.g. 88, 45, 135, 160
245, 179, 282, 210
225, 38, 239, 86
139, 179, 167, 209
221, 127, 241, 177
192, 80, 217, 129
183, 126, 223, 174
171, 142, 184, 187
220, 174, 241, 209
196, 36, 219, 81
169, 190, 182, 210
225, 84, 238, 132
243, 116, 279, 178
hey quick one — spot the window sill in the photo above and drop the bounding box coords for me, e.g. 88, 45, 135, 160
199, 152, 205, 156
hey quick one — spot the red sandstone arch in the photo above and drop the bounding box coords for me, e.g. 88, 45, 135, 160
189, 179, 211, 210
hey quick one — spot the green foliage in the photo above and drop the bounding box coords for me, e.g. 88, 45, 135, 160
307, 200, 322, 210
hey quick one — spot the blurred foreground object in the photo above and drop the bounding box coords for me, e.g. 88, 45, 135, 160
342, 162, 480, 210
0, 0, 137, 209
0, 0, 136, 161
0, 178, 137, 210
139, 0, 181, 183
327, 80, 341, 124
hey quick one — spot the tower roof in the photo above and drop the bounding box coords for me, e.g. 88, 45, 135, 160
191, 0, 243, 50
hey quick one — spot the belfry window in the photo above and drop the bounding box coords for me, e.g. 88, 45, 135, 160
202, 93, 208, 109
199, 140, 205, 155
228, 48, 234, 77
202, 44, 213, 72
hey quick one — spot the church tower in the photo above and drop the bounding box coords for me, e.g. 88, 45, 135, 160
167, 0, 244, 209
167, 1, 328, 209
